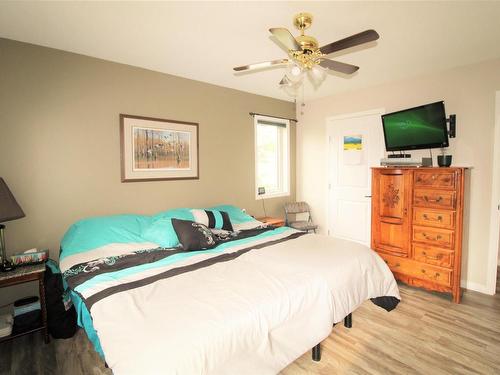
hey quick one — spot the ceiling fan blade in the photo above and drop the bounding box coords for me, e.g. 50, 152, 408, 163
269, 28, 302, 51
319, 59, 359, 74
233, 58, 288, 72
320, 29, 379, 55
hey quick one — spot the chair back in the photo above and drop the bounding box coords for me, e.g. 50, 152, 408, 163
284, 202, 310, 215
284, 201, 316, 231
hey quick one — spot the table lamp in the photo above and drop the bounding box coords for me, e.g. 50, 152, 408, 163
0, 178, 25, 272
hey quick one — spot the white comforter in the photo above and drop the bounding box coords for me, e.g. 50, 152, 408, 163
65, 230, 400, 375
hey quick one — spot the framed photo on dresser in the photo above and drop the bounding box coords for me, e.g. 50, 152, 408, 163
120, 114, 199, 182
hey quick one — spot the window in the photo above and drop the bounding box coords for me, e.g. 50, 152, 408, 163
254, 115, 290, 198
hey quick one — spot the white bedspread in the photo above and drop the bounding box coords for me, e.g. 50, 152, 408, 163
72, 232, 400, 374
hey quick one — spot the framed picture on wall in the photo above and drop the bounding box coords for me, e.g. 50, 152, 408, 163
120, 114, 199, 182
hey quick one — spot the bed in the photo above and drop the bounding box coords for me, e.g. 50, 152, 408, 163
59, 205, 400, 375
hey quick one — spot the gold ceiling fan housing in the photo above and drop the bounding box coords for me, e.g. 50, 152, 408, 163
293, 12, 318, 49
233, 12, 380, 91
288, 13, 323, 70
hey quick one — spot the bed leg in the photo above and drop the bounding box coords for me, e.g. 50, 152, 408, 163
312, 343, 321, 362
344, 313, 352, 329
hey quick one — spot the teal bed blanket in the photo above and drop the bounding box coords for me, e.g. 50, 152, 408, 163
58, 205, 275, 359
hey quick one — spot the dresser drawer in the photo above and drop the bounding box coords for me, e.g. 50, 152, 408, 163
413, 207, 455, 229
411, 263, 452, 287
379, 253, 452, 287
412, 226, 455, 248
414, 171, 456, 189
413, 244, 454, 268
413, 189, 456, 209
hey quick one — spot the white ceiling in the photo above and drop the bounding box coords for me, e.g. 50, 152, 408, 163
1, 1, 500, 102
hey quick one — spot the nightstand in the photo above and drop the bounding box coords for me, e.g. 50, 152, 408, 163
0, 263, 49, 344
256, 217, 286, 228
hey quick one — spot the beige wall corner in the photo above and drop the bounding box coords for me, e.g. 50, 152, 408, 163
490, 92, 500, 288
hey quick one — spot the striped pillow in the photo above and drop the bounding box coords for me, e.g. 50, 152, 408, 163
190, 209, 233, 231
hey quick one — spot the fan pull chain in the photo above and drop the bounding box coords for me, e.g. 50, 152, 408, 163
300, 84, 305, 115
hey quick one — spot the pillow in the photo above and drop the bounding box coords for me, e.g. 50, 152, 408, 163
191, 209, 233, 231
207, 205, 255, 224
141, 218, 178, 248
60, 214, 152, 258
152, 208, 194, 222
141, 208, 194, 248
171, 219, 217, 251
208, 204, 265, 230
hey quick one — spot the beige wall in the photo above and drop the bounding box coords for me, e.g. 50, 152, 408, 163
297, 58, 500, 293
0, 38, 296, 264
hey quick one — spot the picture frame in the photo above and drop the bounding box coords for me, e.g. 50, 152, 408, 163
120, 114, 199, 182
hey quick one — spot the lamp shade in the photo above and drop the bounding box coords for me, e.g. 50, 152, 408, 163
0, 178, 25, 223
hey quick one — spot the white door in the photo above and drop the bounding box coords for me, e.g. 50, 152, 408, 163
327, 110, 385, 245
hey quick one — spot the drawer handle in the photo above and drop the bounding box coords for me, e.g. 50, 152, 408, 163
422, 214, 443, 221
384, 260, 400, 268
422, 233, 442, 241
421, 269, 441, 280
423, 196, 443, 203
421, 251, 443, 260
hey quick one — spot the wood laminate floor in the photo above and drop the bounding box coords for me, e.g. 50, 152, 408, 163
1, 284, 499, 375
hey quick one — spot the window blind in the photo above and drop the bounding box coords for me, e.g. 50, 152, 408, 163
257, 119, 287, 128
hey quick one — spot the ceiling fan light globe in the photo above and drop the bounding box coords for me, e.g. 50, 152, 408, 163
311, 65, 327, 80
286, 62, 305, 81
280, 83, 300, 98
307, 66, 327, 90
291, 65, 302, 76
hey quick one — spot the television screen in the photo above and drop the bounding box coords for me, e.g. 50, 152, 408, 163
382, 101, 449, 151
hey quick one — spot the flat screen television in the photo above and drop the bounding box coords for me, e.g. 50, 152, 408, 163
382, 101, 449, 151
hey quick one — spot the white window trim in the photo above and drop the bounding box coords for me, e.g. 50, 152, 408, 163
254, 114, 290, 199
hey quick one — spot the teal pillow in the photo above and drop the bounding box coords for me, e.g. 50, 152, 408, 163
152, 208, 193, 221
207, 205, 255, 224
141, 208, 194, 248
61, 206, 254, 259
60, 214, 152, 259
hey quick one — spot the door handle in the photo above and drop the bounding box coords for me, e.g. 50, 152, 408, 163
364, 195, 372, 198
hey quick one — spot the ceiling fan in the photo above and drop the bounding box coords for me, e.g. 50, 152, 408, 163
233, 12, 379, 92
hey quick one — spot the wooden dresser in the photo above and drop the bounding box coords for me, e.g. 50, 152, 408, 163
371, 167, 466, 303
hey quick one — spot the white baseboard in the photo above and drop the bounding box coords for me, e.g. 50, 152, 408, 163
461, 280, 495, 295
